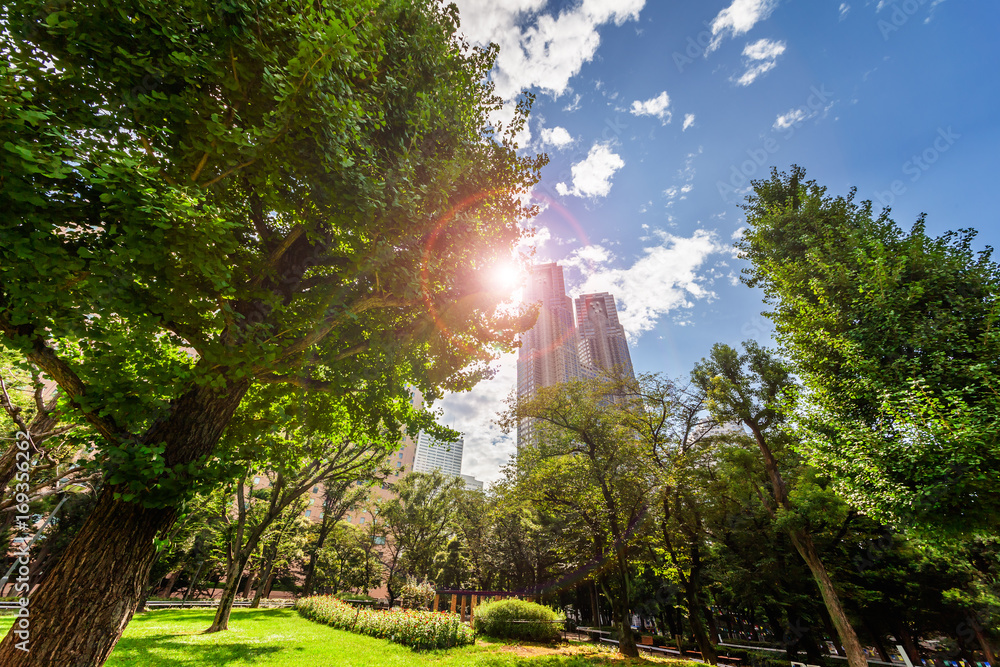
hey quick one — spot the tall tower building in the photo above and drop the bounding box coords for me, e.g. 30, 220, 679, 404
575, 292, 635, 379
516, 263, 582, 448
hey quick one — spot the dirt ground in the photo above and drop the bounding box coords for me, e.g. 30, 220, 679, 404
482, 638, 705, 665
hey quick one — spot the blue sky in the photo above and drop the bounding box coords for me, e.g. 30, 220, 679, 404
438, 0, 1000, 484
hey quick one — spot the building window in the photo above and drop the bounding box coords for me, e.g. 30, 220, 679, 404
309, 498, 315, 505
305, 510, 311, 517
374, 536, 385, 545
312, 486, 318, 493
346, 516, 352, 522
359, 517, 365, 524
253, 477, 260, 485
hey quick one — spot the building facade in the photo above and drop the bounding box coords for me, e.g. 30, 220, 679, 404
412, 431, 464, 477
575, 292, 634, 380
516, 263, 583, 448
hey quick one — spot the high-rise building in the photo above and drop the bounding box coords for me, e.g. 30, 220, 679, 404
412, 431, 464, 477
575, 292, 635, 380
515, 264, 635, 450
516, 263, 582, 448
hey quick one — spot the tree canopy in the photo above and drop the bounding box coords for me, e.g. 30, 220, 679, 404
738, 166, 1000, 535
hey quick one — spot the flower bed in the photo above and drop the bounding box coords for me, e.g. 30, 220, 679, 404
296, 596, 474, 650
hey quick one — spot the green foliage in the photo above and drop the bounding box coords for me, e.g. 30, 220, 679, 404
297, 595, 474, 650
398, 577, 436, 610
472, 598, 564, 643
1, 0, 544, 509
739, 166, 1000, 534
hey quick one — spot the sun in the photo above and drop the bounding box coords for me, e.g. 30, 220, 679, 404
485, 260, 526, 305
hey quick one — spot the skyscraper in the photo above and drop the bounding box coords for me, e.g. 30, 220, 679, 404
516, 263, 582, 448
516, 264, 634, 449
575, 292, 635, 380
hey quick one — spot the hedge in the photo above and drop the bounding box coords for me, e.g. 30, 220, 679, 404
472, 599, 564, 643
297, 595, 474, 650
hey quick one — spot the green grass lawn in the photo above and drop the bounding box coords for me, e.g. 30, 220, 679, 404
0, 608, 687, 666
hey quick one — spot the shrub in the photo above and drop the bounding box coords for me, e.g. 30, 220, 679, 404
472, 598, 564, 643
398, 577, 436, 610
297, 595, 473, 650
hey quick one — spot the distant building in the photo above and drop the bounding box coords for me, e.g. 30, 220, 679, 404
460, 474, 484, 491
412, 431, 464, 477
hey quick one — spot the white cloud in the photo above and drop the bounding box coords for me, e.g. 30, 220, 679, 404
453, 0, 646, 101
773, 108, 807, 130
563, 93, 583, 112
707, 0, 780, 53
438, 352, 518, 485
568, 229, 726, 337
555, 142, 625, 198
539, 125, 575, 149
682, 113, 696, 131
629, 91, 672, 124
735, 38, 786, 86
839, 3, 851, 20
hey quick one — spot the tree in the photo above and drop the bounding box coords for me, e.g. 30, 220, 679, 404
0, 0, 543, 661
301, 482, 368, 598
206, 389, 391, 631
693, 342, 869, 667
623, 375, 723, 664
505, 376, 654, 659
738, 166, 1000, 534
377, 470, 462, 606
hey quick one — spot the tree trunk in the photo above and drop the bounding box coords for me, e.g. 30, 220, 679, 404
973, 622, 995, 666
161, 568, 183, 599
612, 561, 639, 658
687, 597, 718, 664
748, 422, 867, 667
251, 557, 275, 608
242, 569, 257, 598
869, 626, 891, 663
791, 529, 868, 667
302, 552, 320, 599
682, 576, 717, 664
895, 622, 923, 665
590, 581, 600, 626
0, 380, 248, 666
0, 487, 173, 666
704, 604, 721, 645
206, 555, 250, 632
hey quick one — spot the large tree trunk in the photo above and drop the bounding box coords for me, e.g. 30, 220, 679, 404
791, 529, 868, 667
748, 422, 868, 667
685, 583, 718, 664
973, 622, 996, 666
302, 551, 321, 599
0, 488, 173, 665
0, 380, 248, 666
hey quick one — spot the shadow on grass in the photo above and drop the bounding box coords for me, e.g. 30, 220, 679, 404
109, 636, 285, 666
